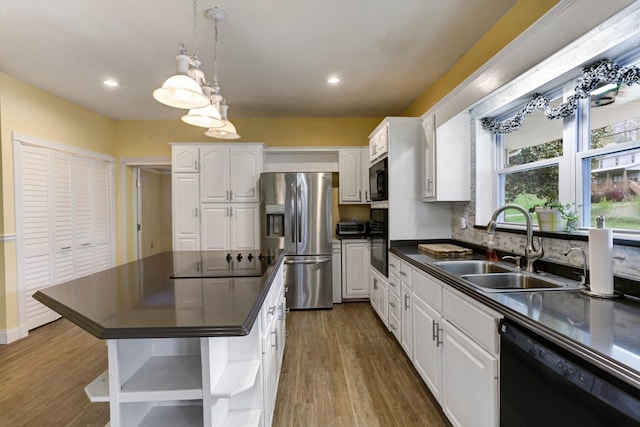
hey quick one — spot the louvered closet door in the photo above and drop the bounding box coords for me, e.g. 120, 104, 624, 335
16, 137, 114, 332
19, 145, 58, 329
93, 160, 112, 272
51, 151, 74, 284
72, 156, 94, 277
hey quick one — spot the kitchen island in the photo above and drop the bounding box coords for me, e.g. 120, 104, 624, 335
34, 249, 286, 427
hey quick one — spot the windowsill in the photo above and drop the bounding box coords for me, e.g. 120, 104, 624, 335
472, 224, 640, 248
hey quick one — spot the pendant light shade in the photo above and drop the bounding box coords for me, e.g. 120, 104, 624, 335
204, 104, 240, 139
181, 85, 225, 128
153, 54, 210, 109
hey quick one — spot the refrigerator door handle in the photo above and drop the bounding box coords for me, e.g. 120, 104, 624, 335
290, 181, 296, 244
297, 183, 302, 243
284, 257, 332, 265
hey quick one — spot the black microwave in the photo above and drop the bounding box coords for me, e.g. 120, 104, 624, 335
369, 158, 388, 202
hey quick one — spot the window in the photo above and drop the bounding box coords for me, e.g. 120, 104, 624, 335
492, 63, 640, 234
579, 82, 640, 231
495, 98, 564, 226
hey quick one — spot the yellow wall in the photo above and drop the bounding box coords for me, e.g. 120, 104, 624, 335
114, 117, 381, 261
0, 72, 115, 332
403, 0, 559, 117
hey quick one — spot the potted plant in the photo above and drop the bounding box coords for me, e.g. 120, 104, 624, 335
529, 199, 581, 232
561, 202, 581, 233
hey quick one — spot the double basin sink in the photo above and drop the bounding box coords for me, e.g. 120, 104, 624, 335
428, 259, 582, 293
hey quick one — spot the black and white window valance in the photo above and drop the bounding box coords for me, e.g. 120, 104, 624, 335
481, 59, 640, 134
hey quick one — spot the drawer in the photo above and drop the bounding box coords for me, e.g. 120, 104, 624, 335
388, 312, 401, 341
399, 260, 412, 287
388, 291, 401, 320
412, 268, 442, 310
388, 253, 401, 277
388, 272, 401, 297
442, 288, 502, 355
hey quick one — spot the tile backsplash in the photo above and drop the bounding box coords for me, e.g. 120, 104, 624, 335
451, 201, 640, 283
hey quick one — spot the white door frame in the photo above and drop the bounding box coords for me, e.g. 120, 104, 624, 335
119, 158, 171, 261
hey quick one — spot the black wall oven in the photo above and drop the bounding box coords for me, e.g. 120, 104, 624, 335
499, 318, 640, 427
370, 208, 388, 277
369, 158, 388, 202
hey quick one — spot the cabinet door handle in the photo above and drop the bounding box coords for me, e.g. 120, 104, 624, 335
229, 190, 233, 200
359, 190, 362, 200
229, 206, 233, 216
226, 190, 230, 201
432, 320, 437, 341
373, 278, 378, 290
365, 191, 369, 201
195, 207, 198, 217
272, 330, 278, 350
404, 294, 410, 310
436, 322, 443, 347
195, 160, 199, 172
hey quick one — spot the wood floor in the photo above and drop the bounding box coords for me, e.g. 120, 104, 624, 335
0, 303, 448, 426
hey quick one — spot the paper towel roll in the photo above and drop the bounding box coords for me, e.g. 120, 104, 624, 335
588, 228, 614, 295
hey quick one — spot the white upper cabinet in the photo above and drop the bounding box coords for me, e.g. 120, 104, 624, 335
422, 111, 471, 202
339, 148, 369, 204
369, 122, 388, 162
172, 145, 200, 173
201, 204, 260, 251
172, 173, 201, 251
200, 144, 263, 203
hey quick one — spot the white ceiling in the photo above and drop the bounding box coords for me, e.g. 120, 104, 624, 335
0, 0, 519, 120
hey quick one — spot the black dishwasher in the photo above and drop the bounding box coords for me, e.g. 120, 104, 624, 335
499, 318, 640, 427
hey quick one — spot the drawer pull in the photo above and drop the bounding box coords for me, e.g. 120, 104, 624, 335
389, 302, 396, 308
390, 324, 397, 330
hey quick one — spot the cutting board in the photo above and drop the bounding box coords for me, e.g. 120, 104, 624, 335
418, 243, 473, 257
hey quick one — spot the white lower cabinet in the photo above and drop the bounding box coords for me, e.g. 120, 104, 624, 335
88, 264, 285, 427
332, 241, 342, 303
441, 320, 498, 427
369, 267, 388, 326
400, 281, 413, 357
412, 293, 443, 402
341, 239, 370, 299
387, 253, 501, 427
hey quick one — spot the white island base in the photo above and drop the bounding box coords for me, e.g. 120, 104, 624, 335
84, 274, 286, 427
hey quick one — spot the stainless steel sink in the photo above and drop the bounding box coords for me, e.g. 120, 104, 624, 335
433, 260, 511, 275
460, 273, 565, 292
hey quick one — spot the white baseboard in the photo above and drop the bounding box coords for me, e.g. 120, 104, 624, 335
0, 326, 22, 344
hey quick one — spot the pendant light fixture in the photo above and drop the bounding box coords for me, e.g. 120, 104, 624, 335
152, 43, 210, 109
204, 103, 241, 139
153, 3, 239, 137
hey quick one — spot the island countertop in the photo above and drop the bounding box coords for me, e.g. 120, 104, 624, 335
34, 250, 285, 339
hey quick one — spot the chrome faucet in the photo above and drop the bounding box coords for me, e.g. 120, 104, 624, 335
564, 246, 588, 288
487, 204, 543, 273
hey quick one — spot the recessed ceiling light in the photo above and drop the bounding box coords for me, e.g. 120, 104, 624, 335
327, 76, 341, 85
103, 79, 119, 87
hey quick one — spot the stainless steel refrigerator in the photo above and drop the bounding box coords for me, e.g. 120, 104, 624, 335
260, 172, 333, 309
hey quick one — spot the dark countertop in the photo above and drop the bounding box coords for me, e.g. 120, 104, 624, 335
390, 244, 640, 390
33, 250, 285, 340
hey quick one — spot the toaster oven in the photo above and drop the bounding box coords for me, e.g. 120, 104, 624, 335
336, 220, 368, 236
